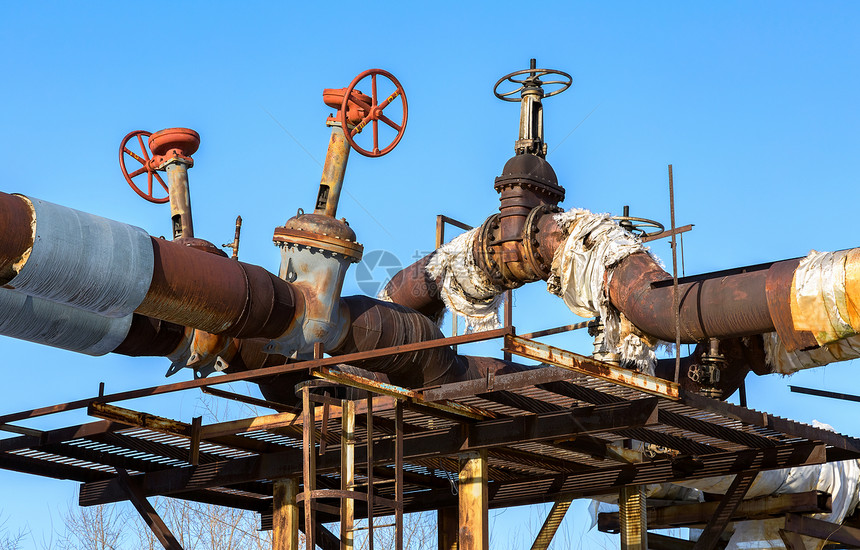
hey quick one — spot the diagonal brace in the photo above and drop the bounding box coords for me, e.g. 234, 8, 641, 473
693, 470, 758, 550
115, 467, 183, 550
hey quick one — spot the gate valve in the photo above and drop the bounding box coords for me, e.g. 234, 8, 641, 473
119, 128, 200, 204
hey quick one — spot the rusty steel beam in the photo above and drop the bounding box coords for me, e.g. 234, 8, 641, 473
0, 327, 510, 425
598, 491, 832, 532
694, 471, 758, 550
503, 335, 681, 399
783, 513, 860, 547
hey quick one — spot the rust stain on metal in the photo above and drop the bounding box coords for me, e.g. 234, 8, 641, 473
0, 193, 36, 284
312, 366, 497, 420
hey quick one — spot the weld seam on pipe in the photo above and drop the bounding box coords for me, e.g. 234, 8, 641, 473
7, 197, 154, 318
0, 287, 132, 356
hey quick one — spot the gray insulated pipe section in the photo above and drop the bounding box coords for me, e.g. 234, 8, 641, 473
7, 196, 154, 317
0, 287, 132, 355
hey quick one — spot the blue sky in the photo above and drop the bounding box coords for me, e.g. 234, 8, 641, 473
2, 1, 860, 546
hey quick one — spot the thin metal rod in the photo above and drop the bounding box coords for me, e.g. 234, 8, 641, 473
504, 290, 513, 361
669, 164, 681, 383
394, 401, 404, 550
518, 320, 592, 340
366, 391, 374, 550
739, 379, 748, 408
302, 388, 316, 550
789, 385, 860, 403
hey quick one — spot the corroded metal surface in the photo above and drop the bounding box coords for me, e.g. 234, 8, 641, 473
0, 192, 35, 284
138, 237, 297, 337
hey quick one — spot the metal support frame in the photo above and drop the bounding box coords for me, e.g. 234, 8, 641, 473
115, 467, 182, 550
296, 385, 405, 550
436, 214, 474, 355
458, 450, 488, 550
783, 513, 860, 547
692, 470, 759, 550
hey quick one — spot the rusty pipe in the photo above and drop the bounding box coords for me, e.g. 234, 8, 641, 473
607, 253, 776, 343
138, 237, 298, 338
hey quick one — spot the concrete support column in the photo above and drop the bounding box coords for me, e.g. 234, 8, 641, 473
273, 478, 300, 550
458, 450, 488, 550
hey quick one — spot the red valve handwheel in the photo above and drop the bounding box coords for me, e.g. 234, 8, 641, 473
339, 69, 408, 158
119, 130, 170, 204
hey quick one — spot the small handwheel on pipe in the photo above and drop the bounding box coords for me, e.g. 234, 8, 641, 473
119, 130, 170, 204
611, 216, 665, 238
339, 69, 408, 157
493, 66, 572, 101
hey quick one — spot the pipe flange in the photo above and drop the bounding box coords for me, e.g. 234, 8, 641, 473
475, 214, 506, 287
523, 204, 562, 280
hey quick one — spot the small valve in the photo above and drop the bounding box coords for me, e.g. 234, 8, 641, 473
119, 127, 200, 239
494, 58, 572, 157
222, 215, 242, 260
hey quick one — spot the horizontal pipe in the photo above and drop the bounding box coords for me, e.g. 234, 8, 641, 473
608, 253, 775, 342
0, 192, 299, 340
4, 195, 154, 318
0, 287, 132, 356
138, 237, 297, 337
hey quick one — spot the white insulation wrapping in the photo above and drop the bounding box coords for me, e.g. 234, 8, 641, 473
763, 332, 860, 374
7, 196, 154, 318
0, 287, 132, 355
548, 209, 659, 373
791, 249, 860, 345
425, 228, 506, 332
671, 423, 860, 550
589, 428, 860, 549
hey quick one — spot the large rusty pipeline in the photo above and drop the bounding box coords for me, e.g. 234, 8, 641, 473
138, 237, 297, 338
0, 192, 299, 341
381, 206, 835, 349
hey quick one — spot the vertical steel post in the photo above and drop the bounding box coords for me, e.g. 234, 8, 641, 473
274, 478, 300, 550
458, 450, 488, 550
394, 401, 404, 550
438, 507, 459, 550
302, 387, 316, 550
619, 486, 648, 550
366, 392, 375, 550
340, 399, 355, 550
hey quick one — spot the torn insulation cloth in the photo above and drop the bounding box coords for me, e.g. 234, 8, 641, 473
425, 228, 506, 333
548, 208, 659, 373
791, 248, 860, 345
763, 331, 860, 374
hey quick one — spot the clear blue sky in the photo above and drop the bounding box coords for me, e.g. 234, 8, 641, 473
2, 1, 860, 547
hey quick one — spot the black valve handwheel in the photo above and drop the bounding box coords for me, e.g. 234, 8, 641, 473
611, 216, 665, 238
494, 68, 573, 102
